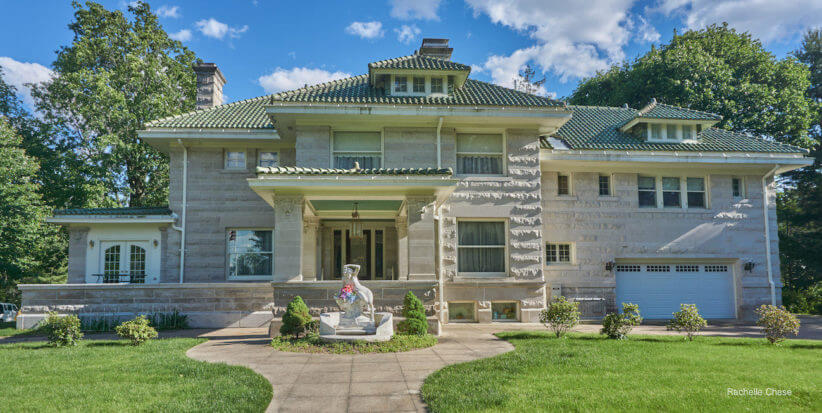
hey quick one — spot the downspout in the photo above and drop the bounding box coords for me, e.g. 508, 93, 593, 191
174, 139, 188, 284
436, 117, 444, 169
435, 204, 445, 325
762, 164, 780, 305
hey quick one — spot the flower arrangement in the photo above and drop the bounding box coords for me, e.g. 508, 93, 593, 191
334, 284, 358, 306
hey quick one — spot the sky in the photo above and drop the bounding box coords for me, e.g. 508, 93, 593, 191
1, 0, 820, 111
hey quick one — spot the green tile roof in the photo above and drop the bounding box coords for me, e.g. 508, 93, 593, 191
144, 95, 274, 129
636, 99, 722, 121
543, 106, 806, 153
54, 207, 172, 216
257, 166, 453, 175
368, 55, 471, 71
271, 74, 565, 107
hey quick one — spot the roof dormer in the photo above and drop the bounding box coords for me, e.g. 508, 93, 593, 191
368, 38, 471, 97
619, 98, 722, 144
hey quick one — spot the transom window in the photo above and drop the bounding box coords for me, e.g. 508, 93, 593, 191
598, 175, 611, 196
457, 221, 506, 276
393, 76, 408, 93
258, 151, 279, 168
225, 151, 246, 169
546, 243, 571, 264
413, 76, 425, 93
637, 175, 708, 209
227, 230, 273, 279
456, 134, 503, 175
333, 132, 382, 169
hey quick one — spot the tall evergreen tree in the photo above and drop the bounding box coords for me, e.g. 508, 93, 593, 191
31, 1, 199, 206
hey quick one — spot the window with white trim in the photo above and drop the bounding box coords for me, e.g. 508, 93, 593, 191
457, 221, 506, 275
393, 76, 408, 93
258, 151, 279, 168
687, 177, 706, 208
557, 174, 570, 196
598, 175, 611, 196
225, 151, 246, 169
732, 177, 744, 198
636, 175, 709, 209
662, 177, 681, 208
431, 77, 444, 93
227, 229, 273, 279
638, 176, 657, 207
413, 76, 425, 93
546, 243, 571, 264
646, 123, 699, 142
456, 134, 503, 175
333, 132, 382, 169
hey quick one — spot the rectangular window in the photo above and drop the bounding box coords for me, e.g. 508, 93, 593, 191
393, 76, 408, 92
546, 243, 571, 264
227, 230, 273, 278
448, 302, 476, 322
492, 302, 518, 321
430, 77, 443, 93
598, 175, 611, 196
333, 131, 382, 169
458, 221, 506, 275
557, 174, 570, 195
413, 76, 425, 93
638, 176, 656, 207
225, 151, 246, 169
732, 177, 743, 198
666, 124, 678, 140
662, 177, 681, 207
258, 151, 279, 168
650, 124, 662, 140
682, 124, 694, 139
687, 177, 706, 208
456, 134, 503, 175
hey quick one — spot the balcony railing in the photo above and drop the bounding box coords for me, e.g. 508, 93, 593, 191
93, 274, 147, 284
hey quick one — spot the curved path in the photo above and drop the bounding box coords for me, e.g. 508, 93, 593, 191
187, 327, 513, 413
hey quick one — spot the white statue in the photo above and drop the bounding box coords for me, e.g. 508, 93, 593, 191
341, 264, 375, 322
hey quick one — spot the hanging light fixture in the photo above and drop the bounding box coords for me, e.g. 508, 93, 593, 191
350, 202, 364, 239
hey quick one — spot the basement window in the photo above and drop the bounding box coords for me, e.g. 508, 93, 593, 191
492, 302, 518, 321
448, 302, 476, 322
546, 243, 571, 264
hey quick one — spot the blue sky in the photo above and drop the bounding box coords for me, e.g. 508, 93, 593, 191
1, 0, 820, 110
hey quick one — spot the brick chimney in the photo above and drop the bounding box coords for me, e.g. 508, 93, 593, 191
416, 38, 453, 60
193, 63, 226, 109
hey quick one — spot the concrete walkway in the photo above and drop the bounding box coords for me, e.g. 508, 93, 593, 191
186, 327, 513, 413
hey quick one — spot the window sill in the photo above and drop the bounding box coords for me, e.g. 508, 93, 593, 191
455, 272, 508, 279
597, 196, 619, 201
544, 263, 580, 271
456, 175, 510, 181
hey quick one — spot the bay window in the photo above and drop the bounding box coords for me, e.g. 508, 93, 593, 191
227, 229, 273, 279
333, 131, 382, 169
457, 221, 506, 276
456, 134, 503, 175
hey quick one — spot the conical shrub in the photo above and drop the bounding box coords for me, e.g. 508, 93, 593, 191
398, 291, 428, 335
280, 296, 312, 337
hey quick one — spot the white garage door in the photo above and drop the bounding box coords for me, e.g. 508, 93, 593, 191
615, 263, 735, 319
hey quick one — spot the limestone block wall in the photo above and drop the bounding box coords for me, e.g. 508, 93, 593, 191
17, 283, 274, 329
542, 170, 781, 319
295, 126, 331, 168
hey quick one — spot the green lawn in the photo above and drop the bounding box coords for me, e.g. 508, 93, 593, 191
0, 338, 272, 412
271, 333, 437, 354
0, 321, 38, 337
422, 332, 822, 412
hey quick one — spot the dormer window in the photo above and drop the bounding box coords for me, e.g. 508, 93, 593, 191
413, 77, 425, 93
393, 76, 408, 93
645, 123, 699, 143
431, 77, 443, 93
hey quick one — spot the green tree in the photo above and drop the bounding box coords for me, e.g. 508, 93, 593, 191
512, 64, 546, 95
398, 291, 428, 335
0, 117, 65, 303
568, 23, 815, 149
31, 1, 199, 206
280, 296, 312, 338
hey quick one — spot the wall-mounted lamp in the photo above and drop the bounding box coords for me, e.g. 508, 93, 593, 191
605, 261, 616, 271
744, 261, 756, 272
153, 239, 159, 247
89, 240, 95, 248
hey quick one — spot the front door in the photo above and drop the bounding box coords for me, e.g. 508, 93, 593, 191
331, 228, 385, 280
99, 241, 149, 283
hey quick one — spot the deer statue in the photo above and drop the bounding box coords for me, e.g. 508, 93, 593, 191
343, 264, 375, 322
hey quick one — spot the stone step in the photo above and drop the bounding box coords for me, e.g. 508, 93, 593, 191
335, 327, 376, 335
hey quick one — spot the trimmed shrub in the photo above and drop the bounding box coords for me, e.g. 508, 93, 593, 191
398, 291, 428, 335
667, 304, 708, 341
539, 296, 580, 338
115, 315, 158, 346
601, 303, 643, 339
755, 304, 800, 344
280, 296, 312, 338
41, 312, 83, 347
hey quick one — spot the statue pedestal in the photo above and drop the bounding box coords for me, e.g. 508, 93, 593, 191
319, 312, 393, 342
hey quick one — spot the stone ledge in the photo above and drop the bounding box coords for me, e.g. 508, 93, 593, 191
18, 282, 272, 290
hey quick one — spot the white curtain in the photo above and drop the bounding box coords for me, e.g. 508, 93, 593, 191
457, 155, 502, 174
335, 155, 380, 169
458, 222, 505, 273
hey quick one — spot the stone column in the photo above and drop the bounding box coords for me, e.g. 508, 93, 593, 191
395, 216, 408, 280
273, 195, 303, 282
301, 216, 320, 281
67, 226, 90, 284
406, 196, 436, 280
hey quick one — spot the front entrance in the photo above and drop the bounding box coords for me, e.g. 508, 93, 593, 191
321, 221, 397, 280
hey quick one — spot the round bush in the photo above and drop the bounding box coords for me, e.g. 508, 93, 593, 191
280, 296, 312, 338
115, 315, 158, 346
41, 312, 84, 347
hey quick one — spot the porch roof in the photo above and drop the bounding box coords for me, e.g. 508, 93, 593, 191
256, 166, 453, 175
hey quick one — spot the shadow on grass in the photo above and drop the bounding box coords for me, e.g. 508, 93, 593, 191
86, 341, 130, 347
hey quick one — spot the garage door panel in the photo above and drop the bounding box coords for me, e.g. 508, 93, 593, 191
616, 263, 734, 319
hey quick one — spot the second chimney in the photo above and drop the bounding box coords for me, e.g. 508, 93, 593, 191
194, 63, 226, 110
416, 38, 453, 60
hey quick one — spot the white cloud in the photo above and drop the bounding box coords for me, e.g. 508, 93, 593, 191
156, 5, 180, 18
390, 0, 442, 20
468, 0, 657, 85
195, 18, 248, 40
652, 0, 822, 42
345, 21, 384, 39
395, 24, 421, 44
0, 57, 53, 109
169, 29, 192, 42
634, 15, 661, 43
258, 67, 351, 94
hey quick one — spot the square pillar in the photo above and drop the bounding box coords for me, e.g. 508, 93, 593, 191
395, 216, 408, 280
273, 195, 303, 282
68, 226, 90, 283
302, 216, 319, 281
406, 196, 436, 280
